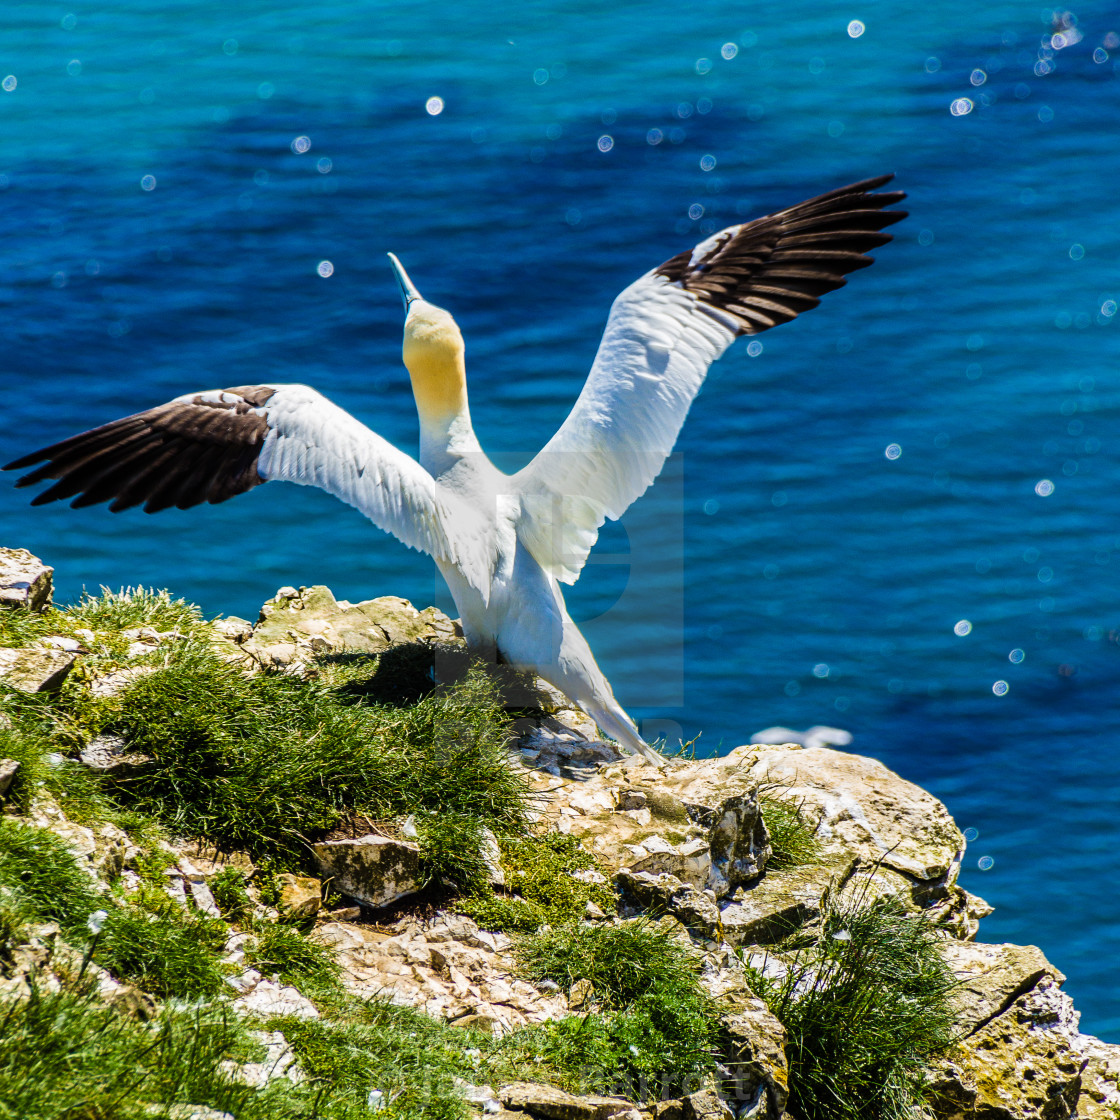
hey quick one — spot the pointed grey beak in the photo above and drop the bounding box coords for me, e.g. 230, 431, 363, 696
387, 252, 422, 309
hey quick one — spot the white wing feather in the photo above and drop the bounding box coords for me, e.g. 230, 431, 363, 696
258, 385, 496, 601
512, 274, 735, 583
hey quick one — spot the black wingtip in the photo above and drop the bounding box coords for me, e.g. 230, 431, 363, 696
3, 451, 45, 472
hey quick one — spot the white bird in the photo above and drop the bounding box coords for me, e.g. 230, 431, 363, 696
5, 175, 906, 766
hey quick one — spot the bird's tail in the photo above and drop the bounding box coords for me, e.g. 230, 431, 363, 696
578, 696, 665, 769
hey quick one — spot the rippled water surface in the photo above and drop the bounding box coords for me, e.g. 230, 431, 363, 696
1, 1, 1118, 1032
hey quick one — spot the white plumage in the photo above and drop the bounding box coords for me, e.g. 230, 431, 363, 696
5, 176, 907, 766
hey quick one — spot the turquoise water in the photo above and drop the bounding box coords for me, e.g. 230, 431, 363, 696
1, 2, 1118, 1032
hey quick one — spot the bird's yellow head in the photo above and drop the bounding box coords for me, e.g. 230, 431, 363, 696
389, 254, 468, 423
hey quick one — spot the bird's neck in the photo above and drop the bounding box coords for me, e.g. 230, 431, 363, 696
411, 366, 480, 475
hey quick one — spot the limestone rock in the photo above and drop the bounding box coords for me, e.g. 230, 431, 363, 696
221, 1029, 305, 1087
929, 979, 1085, 1119
311, 834, 421, 909
499, 1081, 632, 1119
707, 793, 770, 897
742, 744, 963, 885
718, 859, 855, 948
226, 969, 319, 1019
942, 941, 1066, 1034
615, 869, 721, 933
244, 584, 460, 668
680, 1090, 733, 1120
88, 665, 157, 698
0, 647, 76, 692
0, 548, 53, 612
1076, 1034, 1120, 1117
719, 997, 788, 1119
312, 912, 568, 1031
78, 734, 153, 775
538, 754, 772, 903
276, 873, 321, 919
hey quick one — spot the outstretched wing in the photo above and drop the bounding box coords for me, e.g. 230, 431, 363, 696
4, 383, 495, 598
513, 175, 907, 583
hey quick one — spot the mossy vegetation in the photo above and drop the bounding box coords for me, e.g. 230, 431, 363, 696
747, 886, 957, 1120
455, 832, 616, 932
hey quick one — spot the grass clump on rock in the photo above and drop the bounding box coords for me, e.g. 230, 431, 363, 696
748, 886, 957, 1120
514, 919, 720, 1098
110, 640, 531, 866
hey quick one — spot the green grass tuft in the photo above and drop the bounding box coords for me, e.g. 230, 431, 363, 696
280, 998, 491, 1120
0, 817, 102, 936
747, 885, 957, 1120
456, 832, 616, 932
96, 889, 229, 998
514, 919, 719, 1098
760, 794, 823, 870
0, 985, 313, 1120
246, 921, 341, 989
62, 585, 206, 634
211, 866, 254, 922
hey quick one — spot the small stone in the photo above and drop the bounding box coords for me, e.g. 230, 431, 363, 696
480, 828, 505, 887
0, 759, 19, 798
78, 734, 152, 774
277, 873, 322, 919
328, 906, 362, 921
0, 548, 53, 612
212, 617, 254, 643
104, 983, 158, 1021
0, 647, 76, 692
38, 635, 82, 652
88, 665, 157, 698
569, 977, 594, 1009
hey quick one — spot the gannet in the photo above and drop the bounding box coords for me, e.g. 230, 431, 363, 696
5, 175, 906, 766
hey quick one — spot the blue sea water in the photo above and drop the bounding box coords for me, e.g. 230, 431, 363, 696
1, 1, 1118, 1033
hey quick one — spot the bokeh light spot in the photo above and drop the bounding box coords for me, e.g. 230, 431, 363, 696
2, 76, 16, 92
316, 260, 334, 278
597, 135, 613, 152
140, 175, 156, 191
991, 681, 1009, 697
425, 96, 444, 115
950, 98, 973, 116
847, 20, 865, 37
954, 619, 972, 636
1009, 648, 1025, 663
1035, 479, 1055, 496
291, 135, 311, 154
884, 443, 901, 460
